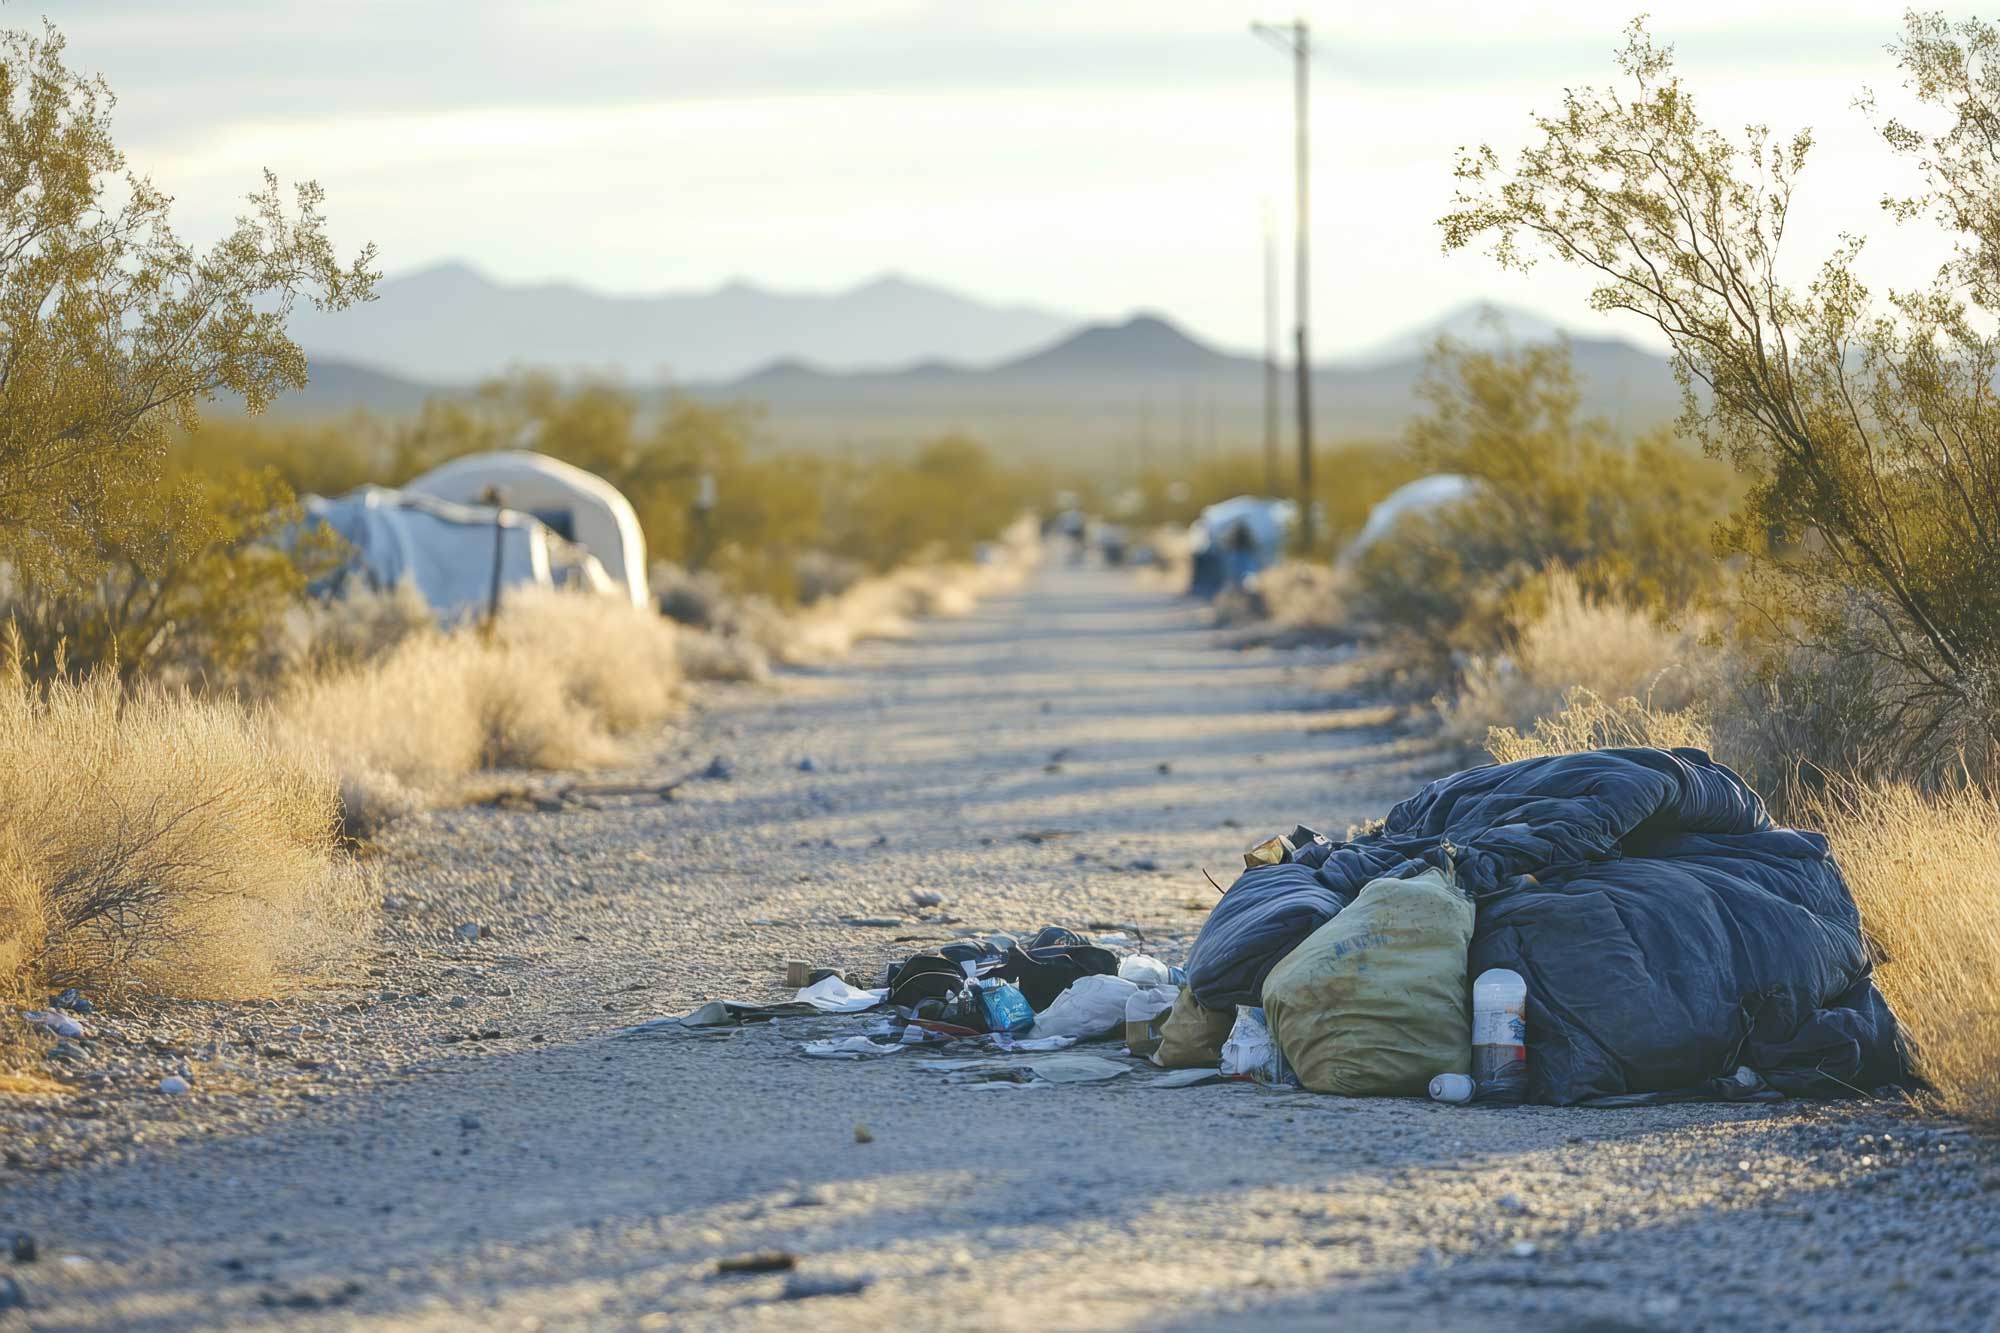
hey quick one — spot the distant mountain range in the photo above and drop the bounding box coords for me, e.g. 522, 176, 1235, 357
271, 266, 1681, 455
672, 310, 1679, 454
285, 262, 1076, 383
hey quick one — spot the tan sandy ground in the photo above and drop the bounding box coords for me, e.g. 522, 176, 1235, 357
1, 565, 1994, 1331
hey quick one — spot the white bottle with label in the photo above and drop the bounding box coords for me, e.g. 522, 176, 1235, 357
1471, 967, 1528, 1101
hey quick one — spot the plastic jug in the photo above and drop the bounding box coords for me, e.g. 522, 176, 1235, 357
1471, 967, 1528, 1100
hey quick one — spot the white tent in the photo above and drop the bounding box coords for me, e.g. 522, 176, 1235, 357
304, 486, 562, 623
1338, 474, 1482, 567
404, 451, 650, 609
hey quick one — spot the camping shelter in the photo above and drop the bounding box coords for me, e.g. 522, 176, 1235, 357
404, 451, 650, 609
1338, 474, 1480, 568
303, 485, 579, 623
1187, 496, 1297, 599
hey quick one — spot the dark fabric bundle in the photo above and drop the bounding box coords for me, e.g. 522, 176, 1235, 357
1185, 747, 1909, 1104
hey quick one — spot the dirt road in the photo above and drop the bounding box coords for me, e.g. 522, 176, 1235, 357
5, 566, 1995, 1330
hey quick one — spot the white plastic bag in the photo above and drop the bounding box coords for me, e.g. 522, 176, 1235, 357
1123, 983, 1178, 1024
1116, 953, 1173, 986
1219, 1006, 1296, 1085
1122, 983, 1179, 1057
1030, 975, 1138, 1040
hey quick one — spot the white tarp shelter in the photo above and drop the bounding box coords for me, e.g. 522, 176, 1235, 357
1338, 474, 1482, 567
304, 486, 577, 623
404, 451, 649, 609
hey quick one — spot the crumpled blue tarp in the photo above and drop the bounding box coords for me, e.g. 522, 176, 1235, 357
1185, 747, 1908, 1104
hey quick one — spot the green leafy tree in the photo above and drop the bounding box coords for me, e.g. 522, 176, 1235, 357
1352, 338, 1729, 653
0, 22, 376, 678
1440, 14, 2000, 773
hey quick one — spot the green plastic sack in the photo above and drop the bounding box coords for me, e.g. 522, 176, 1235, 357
1151, 986, 1236, 1068
1261, 866, 1474, 1096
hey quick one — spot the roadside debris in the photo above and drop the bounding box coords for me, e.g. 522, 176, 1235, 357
22, 1011, 87, 1041
637, 748, 1908, 1110
717, 1252, 797, 1275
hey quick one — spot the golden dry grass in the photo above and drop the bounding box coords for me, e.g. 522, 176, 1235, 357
1447, 567, 1714, 749
1483, 686, 1715, 766
0, 670, 369, 1005
280, 587, 685, 835
1793, 780, 2000, 1124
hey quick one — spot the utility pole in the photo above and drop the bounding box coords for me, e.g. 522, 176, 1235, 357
1251, 17, 1314, 548
1262, 200, 1280, 496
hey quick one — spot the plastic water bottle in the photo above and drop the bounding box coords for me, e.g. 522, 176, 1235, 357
1472, 967, 1528, 1100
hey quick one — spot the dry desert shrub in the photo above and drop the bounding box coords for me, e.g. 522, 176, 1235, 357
0, 667, 367, 1003
1447, 568, 1716, 748
1215, 560, 1349, 629
675, 627, 773, 684
1793, 779, 2000, 1124
1483, 686, 1715, 766
280, 588, 684, 834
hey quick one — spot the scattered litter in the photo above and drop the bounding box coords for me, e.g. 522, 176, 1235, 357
1150, 1068, 1225, 1089
983, 1033, 1076, 1054
1026, 1054, 1130, 1084
158, 1075, 190, 1095
1116, 954, 1172, 985
621, 999, 817, 1034
22, 1010, 87, 1040
1510, 1241, 1539, 1259
1218, 1007, 1295, 1086
800, 1037, 906, 1060
1429, 1073, 1475, 1103
853, 1124, 873, 1144
453, 923, 483, 943
942, 1064, 1037, 1085
717, 1252, 797, 1275
797, 756, 818, 772
1472, 968, 1529, 1101
794, 975, 887, 1014
10, 1235, 35, 1263
1123, 986, 1178, 1057
971, 979, 1035, 1033
702, 755, 734, 781
921, 1052, 1130, 1085
52, 989, 90, 1015
783, 960, 841, 988
842, 916, 904, 929
910, 890, 944, 908
781, 1273, 871, 1301
1028, 975, 1138, 1040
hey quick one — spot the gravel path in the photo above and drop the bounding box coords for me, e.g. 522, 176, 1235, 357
3, 565, 1995, 1331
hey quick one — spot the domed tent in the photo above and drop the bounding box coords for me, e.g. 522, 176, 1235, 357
1337, 474, 1480, 568
303, 486, 557, 623
404, 451, 649, 609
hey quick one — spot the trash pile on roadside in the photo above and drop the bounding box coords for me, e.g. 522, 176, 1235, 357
636, 747, 1914, 1106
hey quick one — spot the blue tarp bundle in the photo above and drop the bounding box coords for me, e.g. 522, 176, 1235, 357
1185, 747, 1909, 1105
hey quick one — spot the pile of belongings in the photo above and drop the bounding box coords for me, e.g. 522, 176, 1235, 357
632, 925, 1186, 1072
1168, 746, 1911, 1106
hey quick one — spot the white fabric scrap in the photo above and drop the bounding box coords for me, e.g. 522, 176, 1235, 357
794, 976, 888, 1013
